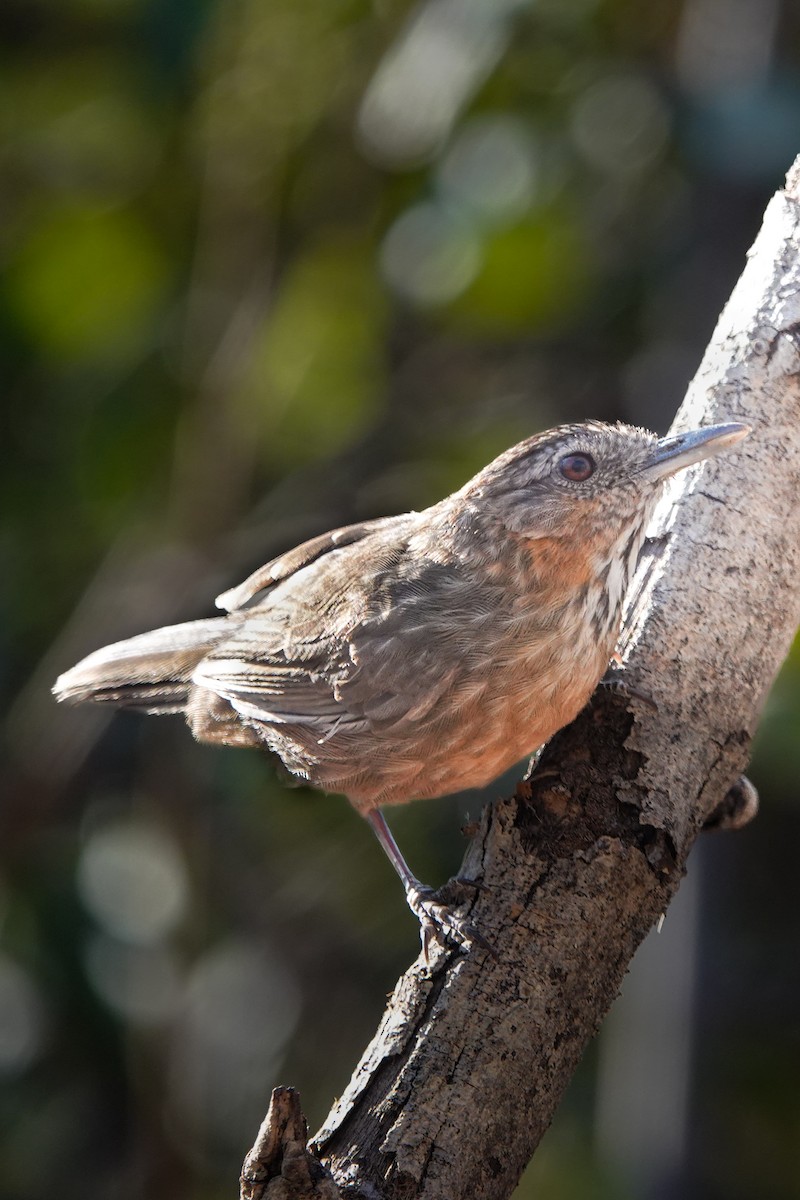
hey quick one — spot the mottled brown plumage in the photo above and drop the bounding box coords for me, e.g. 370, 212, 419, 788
54, 419, 748, 951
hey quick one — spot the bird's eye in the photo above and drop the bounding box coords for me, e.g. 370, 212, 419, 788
559, 453, 595, 482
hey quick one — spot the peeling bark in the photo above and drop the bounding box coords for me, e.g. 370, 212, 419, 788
240, 158, 800, 1200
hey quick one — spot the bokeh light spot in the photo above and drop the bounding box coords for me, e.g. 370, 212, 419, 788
0, 955, 47, 1075
570, 73, 670, 175
357, 0, 519, 167
84, 936, 182, 1026
77, 821, 189, 945
168, 939, 300, 1148
380, 202, 481, 306
437, 114, 538, 225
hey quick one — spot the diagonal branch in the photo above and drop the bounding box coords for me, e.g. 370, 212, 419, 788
241, 155, 800, 1200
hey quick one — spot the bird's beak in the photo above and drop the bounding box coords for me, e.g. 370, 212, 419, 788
642, 422, 751, 482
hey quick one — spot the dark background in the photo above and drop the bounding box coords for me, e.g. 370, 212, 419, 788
2, 1, 800, 1197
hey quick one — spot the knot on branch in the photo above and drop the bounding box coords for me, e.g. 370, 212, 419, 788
240, 1087, 340, 1200
703, 775, 760, 832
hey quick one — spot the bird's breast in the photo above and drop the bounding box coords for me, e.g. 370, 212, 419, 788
281, 521, 648, 810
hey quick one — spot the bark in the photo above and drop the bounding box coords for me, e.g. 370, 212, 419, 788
241, 1088, 340, 1200
240, 158, 800, 1200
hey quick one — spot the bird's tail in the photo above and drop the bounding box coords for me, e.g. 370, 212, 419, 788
52, 618, 230, 714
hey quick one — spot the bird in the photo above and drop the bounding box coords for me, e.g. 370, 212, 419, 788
53, 419, 749, 953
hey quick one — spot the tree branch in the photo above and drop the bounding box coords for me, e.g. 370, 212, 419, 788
241, 156, 800, 1200
241, 1088, 339, 1200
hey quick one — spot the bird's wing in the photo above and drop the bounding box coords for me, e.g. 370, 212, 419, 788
194, 515, 417, 733
215, 515, 409, 612
193, 517, 504, 741
336, 558, 503, 729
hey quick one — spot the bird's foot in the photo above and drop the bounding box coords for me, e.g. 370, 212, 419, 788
598, 668, 658, 712
405, 879, 496, 962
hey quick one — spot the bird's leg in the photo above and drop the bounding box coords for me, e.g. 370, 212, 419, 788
366, 809, 493, 960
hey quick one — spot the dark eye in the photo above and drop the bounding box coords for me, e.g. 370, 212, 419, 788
559, 453, 595, 482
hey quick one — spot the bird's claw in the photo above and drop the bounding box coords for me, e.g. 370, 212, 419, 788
452, 875, 492, 895
598, 671, 658, 712
405, 882, 497, 962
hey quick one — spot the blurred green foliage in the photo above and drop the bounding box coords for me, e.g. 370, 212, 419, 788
244, 240, 388, 464
2, 0, 800, 1198
10, 205, 169, 361
451, 209, 593, 331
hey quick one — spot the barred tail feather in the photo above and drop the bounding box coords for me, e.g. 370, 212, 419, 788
52, 618, 230, 714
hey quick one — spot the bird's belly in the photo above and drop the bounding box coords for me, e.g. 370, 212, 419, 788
340, 616, 612, 810
406, 658, 599, 800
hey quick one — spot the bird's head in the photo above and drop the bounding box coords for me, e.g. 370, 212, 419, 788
459, 420, 750, 544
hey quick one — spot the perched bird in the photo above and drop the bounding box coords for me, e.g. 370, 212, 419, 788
54, 420, 748, 951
